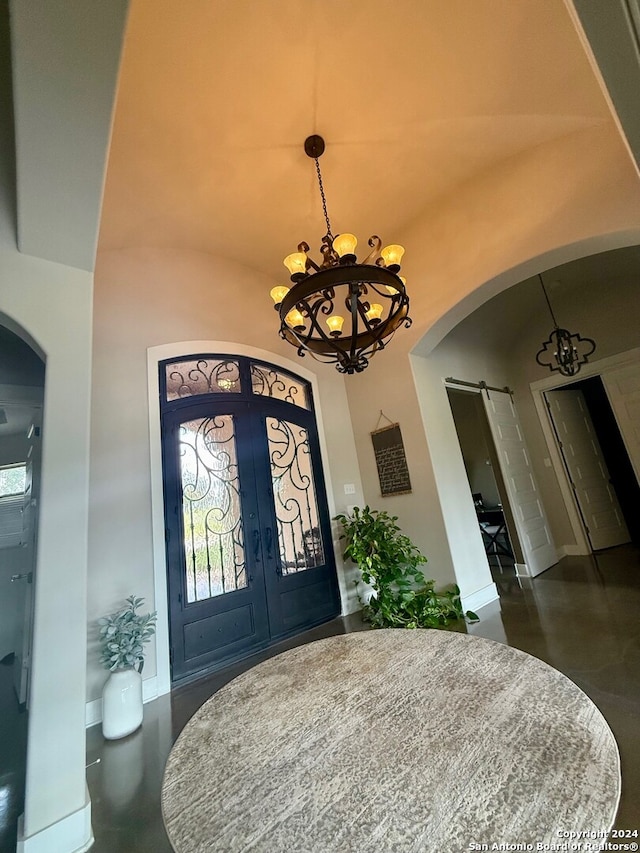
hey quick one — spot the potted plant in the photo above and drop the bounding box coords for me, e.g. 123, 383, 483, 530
98, 595, 157, 739
335, 506, 478, 629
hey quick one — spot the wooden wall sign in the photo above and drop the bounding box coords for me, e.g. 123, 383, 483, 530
371, 422, 412, 496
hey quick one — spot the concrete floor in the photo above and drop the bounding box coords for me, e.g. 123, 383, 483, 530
0, 657, 27, 853
2, 546, 639, 852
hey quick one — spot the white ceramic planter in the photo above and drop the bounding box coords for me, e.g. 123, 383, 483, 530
102, 667, 143, 739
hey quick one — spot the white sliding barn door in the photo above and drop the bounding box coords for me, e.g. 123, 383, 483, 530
483, 390, 556, 576
546, 389, 629, 550
602, 361, 640, 483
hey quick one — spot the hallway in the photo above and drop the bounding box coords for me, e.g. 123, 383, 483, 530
2, 547, 639, 852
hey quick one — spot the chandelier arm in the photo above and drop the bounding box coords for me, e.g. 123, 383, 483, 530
361, 236, 382, 266
281, 304, 410, 372
301, 294, 336, 340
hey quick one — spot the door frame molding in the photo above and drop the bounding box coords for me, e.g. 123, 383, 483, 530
147, 341, 337, 698
530, 346, 640, 555
445, 381, 545, 577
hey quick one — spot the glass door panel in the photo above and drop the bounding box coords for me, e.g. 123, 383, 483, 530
179, 416, 247, 602
266, 417, 325, 575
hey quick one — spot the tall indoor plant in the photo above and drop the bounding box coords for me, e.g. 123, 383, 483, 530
98, 595, 157, 739
335, 506, 478, 628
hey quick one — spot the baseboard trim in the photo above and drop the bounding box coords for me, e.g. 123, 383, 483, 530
556, 544, 588, 559
85, 675, 159, 728
461, 582, 499, 614
17, 795, 93, 853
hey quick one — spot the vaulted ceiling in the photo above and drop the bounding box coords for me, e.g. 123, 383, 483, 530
97, 0, 618, 282
7, 0, 640, 304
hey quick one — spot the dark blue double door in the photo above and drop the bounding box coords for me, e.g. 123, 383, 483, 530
162, 395, 340, 683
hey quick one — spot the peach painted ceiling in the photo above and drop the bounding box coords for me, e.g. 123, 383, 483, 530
98, 0, 612, 281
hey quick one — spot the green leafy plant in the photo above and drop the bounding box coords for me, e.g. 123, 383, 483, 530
99, 595, 157, 673
335, 506, 479, 629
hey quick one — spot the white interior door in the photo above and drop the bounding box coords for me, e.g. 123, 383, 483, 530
546, 389, 629, 550
13, 416, 40, 706
602, 361, 640, 483
483, 390, 556, 576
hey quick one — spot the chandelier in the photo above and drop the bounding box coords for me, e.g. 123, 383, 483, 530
535, 273, 596, 377
270, 135, 412, 374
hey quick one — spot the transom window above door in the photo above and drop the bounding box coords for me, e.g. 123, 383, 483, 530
163, 356, 311, 410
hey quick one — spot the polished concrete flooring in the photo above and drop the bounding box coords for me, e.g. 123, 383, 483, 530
0, 657, 27, 853
1, 546, 639, 852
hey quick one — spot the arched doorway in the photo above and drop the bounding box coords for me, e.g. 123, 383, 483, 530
0, 321, 44, 852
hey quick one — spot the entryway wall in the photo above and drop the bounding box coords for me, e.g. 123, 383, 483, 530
85, 338, 366, 725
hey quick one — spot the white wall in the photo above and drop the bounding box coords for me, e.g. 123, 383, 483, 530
87, 247, 364, 702
346, 124, 640, 605
0, 432, 28, 465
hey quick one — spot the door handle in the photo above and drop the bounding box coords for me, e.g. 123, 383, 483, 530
252, 529, 261, 561
11, 573, 32, 583
265, 527, 273, 560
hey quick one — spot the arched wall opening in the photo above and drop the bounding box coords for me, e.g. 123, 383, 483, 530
0, 314, 44, 851
409, 230, 640, 608
0, 255, 95, 852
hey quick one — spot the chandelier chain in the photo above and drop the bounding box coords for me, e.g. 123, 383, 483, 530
539, 274, 559, 329
314, 158, 334, 241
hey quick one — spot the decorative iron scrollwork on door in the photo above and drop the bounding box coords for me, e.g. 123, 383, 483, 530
250, 362, 310, 409
179, 415, 247, 601
165, 358, 241, 401
266, 417, 324, 574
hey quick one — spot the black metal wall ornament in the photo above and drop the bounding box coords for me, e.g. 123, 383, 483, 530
270, 135, 412, 375
535, 273, 596, 377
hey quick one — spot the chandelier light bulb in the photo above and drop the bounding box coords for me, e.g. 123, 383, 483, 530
285, 308, 306, 330
381, 244, 405, 271
284, 252, 308, 279
365, 303, 384, 325
333, 233, 358, 259
270, 285, 290, 306
326, 315, 345, 337
385, 276, 405, 295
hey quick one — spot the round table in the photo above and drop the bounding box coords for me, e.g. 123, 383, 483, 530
162, 629, 620, 853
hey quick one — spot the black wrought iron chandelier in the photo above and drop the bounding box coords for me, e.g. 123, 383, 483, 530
535, 273, 596, 377
270, 135, 412, 374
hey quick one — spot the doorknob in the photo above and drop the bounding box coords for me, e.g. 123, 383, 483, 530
265, 527, 273, 560
11, 573, 32, 583
252, 529, 261, 561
